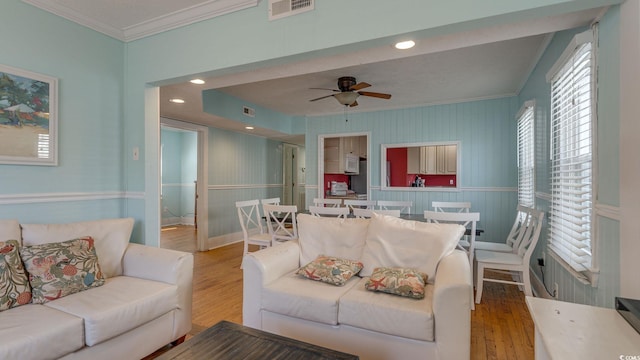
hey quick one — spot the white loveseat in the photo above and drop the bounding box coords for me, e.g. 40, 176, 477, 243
243, 213, 472, 360
0, 218, 193, 360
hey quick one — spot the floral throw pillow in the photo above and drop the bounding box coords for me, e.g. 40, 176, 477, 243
0, 240, 32, 311
20, 236, 105, 304
364, 267, 428, 299
296, 255, 363, 286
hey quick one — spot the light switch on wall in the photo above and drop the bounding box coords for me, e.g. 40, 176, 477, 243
132, 147, 139, 161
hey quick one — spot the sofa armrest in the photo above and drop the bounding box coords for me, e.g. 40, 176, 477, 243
433, 249, 472, 360
122, 243, 194, 341
242, 241, 300, 329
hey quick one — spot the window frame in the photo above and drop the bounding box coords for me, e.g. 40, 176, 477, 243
516, 101, 535, 208
545, 28, 598, 285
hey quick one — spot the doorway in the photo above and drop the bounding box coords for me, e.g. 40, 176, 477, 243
160, 118, 209, 252
283, 143, 305, 209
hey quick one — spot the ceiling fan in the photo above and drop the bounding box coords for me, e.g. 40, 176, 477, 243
309, 76, 392, 107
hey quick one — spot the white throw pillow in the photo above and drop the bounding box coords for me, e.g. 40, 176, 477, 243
297, 214, 369, 266
20, 218, 135, 278
359, 213, 464, 282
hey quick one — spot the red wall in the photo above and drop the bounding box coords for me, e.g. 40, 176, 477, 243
323, 174, 349, 194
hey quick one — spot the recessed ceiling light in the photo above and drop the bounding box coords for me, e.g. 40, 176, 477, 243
169, 98, 185, 104
245, 126, 254, 130
190, 79, 205, 85
395, 40, 415, 50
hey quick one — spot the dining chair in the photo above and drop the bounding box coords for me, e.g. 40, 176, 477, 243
475, 207, 544, 304
261, 197, 281, 205
353, 208, 401, 218
235, 199, 272, 255
308, 206, 349, 218
376, 200, 412, 214
343, 199, 376, 212
474, 204, 531, 253
432, 201, 471, 213
424, 210, 480, 309
312, 198, 343, 208
262, 204, 299, 244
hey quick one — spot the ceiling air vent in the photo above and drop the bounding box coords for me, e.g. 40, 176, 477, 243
269, 0, 314, 21
242, 106, 255, 117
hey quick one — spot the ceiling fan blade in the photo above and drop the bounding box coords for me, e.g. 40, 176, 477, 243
358, 91, 392, 99
309, 94, 335, 102
309, 87, 340, 92
349, 82, 371, 91
350, 101, 359, 107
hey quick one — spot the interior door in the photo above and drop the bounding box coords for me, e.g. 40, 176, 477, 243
283, 144, 297, 205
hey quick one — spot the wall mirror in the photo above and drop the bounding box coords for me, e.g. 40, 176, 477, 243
381, 141, 460, 191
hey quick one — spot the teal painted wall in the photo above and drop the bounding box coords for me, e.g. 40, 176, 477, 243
161, 127, 197, 225
518, 8, 621, 307
0, 0, 127, 225
306, 97, 520, 243
207, 127, 283, 239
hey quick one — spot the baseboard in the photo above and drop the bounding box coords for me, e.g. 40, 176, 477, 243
207, 231, 243, 250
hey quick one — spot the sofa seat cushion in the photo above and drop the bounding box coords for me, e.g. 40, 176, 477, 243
0, 304, 84, 360
263, 270, 360, 325
338, 277, 435, 341
44, 275, 178, 346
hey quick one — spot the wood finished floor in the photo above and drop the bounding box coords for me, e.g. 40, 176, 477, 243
152, 225, 534, 360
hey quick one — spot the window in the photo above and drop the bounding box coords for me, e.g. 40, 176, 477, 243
517, 102, 535, 208
546, 30, 595, 275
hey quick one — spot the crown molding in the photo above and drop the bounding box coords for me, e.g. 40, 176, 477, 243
22, 0, 260, 42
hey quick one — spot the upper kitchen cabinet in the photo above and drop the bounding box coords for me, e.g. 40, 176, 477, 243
324, 136, 368, 174
406, 145, 457, 175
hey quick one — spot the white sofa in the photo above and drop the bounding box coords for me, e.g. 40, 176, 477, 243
243, 213, 472, 360
0, 218, 193, 360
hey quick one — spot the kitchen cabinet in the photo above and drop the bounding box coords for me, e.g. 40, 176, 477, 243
324, 137, 342, 174
406, 145, 457, 175
324, 136, 367, 174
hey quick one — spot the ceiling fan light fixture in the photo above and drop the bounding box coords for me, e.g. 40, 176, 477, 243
334, 92, 359, 106
395, 40, 415, 50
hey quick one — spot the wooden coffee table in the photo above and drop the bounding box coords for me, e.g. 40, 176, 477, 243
155, 321, 359, 359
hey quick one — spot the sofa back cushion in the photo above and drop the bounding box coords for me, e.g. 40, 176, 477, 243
359, 213, 464, 282
0, 220, 21, 244
297, 214, 369, 265
20, 218, 134, 278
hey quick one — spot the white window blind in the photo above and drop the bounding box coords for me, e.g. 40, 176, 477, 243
547, 36, 594, 273
517, 104, 535, 208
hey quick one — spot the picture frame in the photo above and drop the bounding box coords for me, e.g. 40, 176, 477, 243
0, 64, 58, 166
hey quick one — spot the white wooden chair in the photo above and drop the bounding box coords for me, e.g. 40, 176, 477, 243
424, 210, 480, 309
475, 207, 545, 304
261, 197, 281, 205
312, 198, 343, 208
308, 206, 349, 218
474, 205, 531, 253
262, 204, 298, 243
377, 200, 412, 214
432, 201, 471, 213
353, 208, 401, 218
343, 199, 376, 212
235, 199, 272, 255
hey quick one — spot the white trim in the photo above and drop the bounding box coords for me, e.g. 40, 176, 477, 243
162, 183, 196, 188
21, 0, 260, 42
595, 203, 620, 221
546, 29, 594, 82
547, 249, 592, 285
515, 100, 536, 122
125, 192, 146, 200
208, 184, 283, 190
0, 191, 128, 205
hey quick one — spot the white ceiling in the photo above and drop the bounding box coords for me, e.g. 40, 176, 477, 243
23, 1, 604, 146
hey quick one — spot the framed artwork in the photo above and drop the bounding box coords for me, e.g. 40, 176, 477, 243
0, 64, 58, 166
